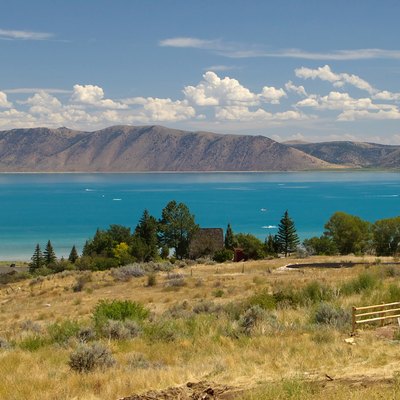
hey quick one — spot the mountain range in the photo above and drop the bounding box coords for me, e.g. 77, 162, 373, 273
0, 125, 398, 172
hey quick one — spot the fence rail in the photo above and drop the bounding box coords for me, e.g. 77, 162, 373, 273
352, 301, 400, 334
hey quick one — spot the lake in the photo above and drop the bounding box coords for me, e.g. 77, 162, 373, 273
0, 171, 399, 261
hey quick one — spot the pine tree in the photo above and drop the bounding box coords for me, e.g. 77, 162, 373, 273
224, 223, 236, 250
43, 240, 57, 266
29, 244, 44, 273
275, 210, 300, 257
68, 245, 79, 263
134, 209, 158, 261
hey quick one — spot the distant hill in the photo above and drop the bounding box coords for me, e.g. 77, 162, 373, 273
0, 125, 336, 172
288, 141, 400, 168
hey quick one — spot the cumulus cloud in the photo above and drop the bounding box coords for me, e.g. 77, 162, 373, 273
0, 28, 53, 40
24, 91, 62, 113
0, 92, 12, 108
215, 106, 307, 121
295, 65, 376, 94
338, 109, 400, 121
183, 71, 259, 106
72, 85, 128, 109
138, 98, 196, 122
260, 86, 286, 104
285, 81, 307, 97
374, 90, 400, 101
296, 91, 397, 112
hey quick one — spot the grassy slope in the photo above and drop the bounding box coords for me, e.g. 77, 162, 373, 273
1, 255, 400, 399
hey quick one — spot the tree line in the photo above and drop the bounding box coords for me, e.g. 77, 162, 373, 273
29, 203, 400, 275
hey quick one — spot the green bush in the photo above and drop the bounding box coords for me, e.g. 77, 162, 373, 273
239, 305, 268, 335
100, 319, 141, 340
213, 248, 234, 263
92, 299, 149, 330
47, 320, 81, 345
143, 320, 179, 342
248, 289, 276, 310
341, 272, 379, 295
19, 335, 48, 351
147, 273, 157, 287
69, 342, 115, 373
301, 281, 333, 304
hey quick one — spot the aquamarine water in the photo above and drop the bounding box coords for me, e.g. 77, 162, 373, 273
0, 172, 399, 261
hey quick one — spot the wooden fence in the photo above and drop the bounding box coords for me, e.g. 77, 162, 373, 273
352, 301, 400, 334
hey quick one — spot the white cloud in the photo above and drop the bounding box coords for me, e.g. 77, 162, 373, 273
0, 28, 53, 40
285, 81, 307, 97
204, 65, 238, 72
139, 98, 196, 122
0, 92, 12, 108
25, 91, 62, 113
338, 109, 400, 121
295, 65, 376, 94
373, 90, 400, 101
260, 86, 286, 104
72, 85, 128, 109
215, 106, 307, 121
183, 71, 259, 106
159, 37, 219, 49
296, 91, 396, 112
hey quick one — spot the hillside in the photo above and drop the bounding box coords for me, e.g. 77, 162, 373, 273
289, 141, 400, 168
0, 125, 335, 172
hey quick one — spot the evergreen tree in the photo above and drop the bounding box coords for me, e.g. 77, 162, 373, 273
275, 210, 300, 257
265, 234, 278, 255
29, 244, 44, 273
43, 240, 57, 265
224, 223, 237, 250
68, 245, 79, 263
134, 209, 159, 261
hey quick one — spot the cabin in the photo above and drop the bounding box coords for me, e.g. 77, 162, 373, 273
189, 228, 224, 259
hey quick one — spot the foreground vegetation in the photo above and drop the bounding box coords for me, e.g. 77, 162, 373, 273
1, 255, 400, 399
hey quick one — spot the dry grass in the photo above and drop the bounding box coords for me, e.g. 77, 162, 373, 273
0, 255, 400, 399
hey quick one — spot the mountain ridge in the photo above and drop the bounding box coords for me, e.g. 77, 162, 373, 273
0, 125, 337, 172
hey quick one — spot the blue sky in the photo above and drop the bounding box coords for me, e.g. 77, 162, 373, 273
1, 0, 400, 143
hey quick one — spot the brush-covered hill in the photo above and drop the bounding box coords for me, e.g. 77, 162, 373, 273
288, 141, 400, 168
0, 125, 336, 172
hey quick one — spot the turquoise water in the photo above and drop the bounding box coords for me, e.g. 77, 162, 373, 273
0, 172, 399, 261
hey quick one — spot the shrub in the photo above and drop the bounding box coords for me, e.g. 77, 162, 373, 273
146, 273, 157, 287
69, 343, 115, 373
0, 271, 31, 285
213, 248, 234, 263
213, 289, 224, 298
111, 264, 145, 281
48, 320, 81, 345
77, 327, 96, 343
314, 302, 351, 329
20, 320, 42, 333
100, 319, 141, 340
341, 272, 379, 295
92, 299, 149, 330
193, 300, 220, 315
248, 288, 276, 310
239, 305, 267, 335
72, 273, 92, 292
0, 337, 11, 350
301, 281, 333, 304
19, 335, 47, 351
143, 320, 178, 343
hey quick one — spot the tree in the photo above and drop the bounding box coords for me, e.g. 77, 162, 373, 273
224, 223, 237, 250
113, 242, 132, 265
29, 244, 44, 273
324, 211, 371, 255
158, 200, 199, 259
235, 233, 266, 260
275, 210, 300, 257
372, 216, 400, 256
43, 240, 57, 266
68, 245, 79, 263
134, 209, 159, 261
303, 235, 337, 255
265, 234, 279, 256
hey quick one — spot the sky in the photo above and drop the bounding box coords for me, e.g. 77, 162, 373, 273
1, 0, 400, 144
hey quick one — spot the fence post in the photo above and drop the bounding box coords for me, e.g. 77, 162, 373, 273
352, 306, 356, 335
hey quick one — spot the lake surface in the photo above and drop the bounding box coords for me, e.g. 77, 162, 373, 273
0, 172, 399, 261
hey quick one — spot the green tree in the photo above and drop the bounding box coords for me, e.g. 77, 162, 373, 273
29, 244, 44, 273
372, 216, 400, 256
113, 242, 132, 265
224, 223, 237, 250
82, 229, 113, 257
265, 234, 279, 256
235, 233, 266, 260
303, 235, 337, 255
158, 200, 199, 259
324, 211, 371, 255
275, 210, 300, 257
134, 209, 159, 261
68, 245, 79, 263
43, 240, 57, 266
